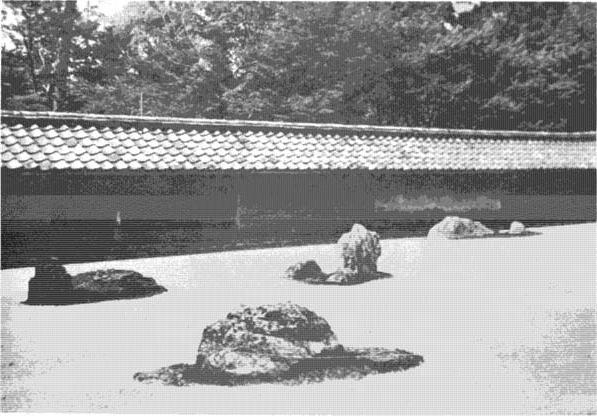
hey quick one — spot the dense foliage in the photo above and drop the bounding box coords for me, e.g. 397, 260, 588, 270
2, 1, 595, 131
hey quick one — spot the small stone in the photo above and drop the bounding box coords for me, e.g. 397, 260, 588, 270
509, 221, 526, 235
284, 260, 327, 282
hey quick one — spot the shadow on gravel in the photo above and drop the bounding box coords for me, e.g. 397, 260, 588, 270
134, 348, 424, 387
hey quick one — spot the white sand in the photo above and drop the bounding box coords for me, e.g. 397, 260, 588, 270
2, 223, 595, 414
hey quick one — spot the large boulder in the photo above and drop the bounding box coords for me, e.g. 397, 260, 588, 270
194, 303, 340, 384
25, 260, 166, 305
134, 302, 423, 386
338, 224, 381, 275
427, 216, 494, 239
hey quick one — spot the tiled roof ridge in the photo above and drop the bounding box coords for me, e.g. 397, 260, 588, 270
2, 110, 595, 141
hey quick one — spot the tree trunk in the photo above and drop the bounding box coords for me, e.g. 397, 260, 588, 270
21, 9, 40, 94
53, 1, 77, 111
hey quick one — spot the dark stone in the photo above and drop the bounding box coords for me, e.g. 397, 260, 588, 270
25, 257, 74, 305
283, 260, 327, 282
134, 302, 423, 386
33, 256, 71, 279
24, 261, 166, 305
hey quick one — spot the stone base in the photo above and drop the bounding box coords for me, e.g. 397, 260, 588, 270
284, 261, 392, 285
134, 347, 423, 386
324, 268, 392, 285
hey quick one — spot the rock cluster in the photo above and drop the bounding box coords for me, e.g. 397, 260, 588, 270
134, 302, 423, 386
427, 216, 494, 239
25, 258, 166, 305
284, 224, 391, 285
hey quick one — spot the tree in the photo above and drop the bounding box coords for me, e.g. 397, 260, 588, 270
3, 1, 595, 131
220, 2, 452, 124
425, 2, 597, 131
1, 0, 108, 111
84, 1, 278, 118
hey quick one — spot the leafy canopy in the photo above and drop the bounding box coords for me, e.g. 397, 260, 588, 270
2, 1, 595, 131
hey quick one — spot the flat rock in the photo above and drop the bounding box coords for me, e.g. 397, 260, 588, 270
428, 216, 495, 239
25, 262, 166, 305
70, 269, 167, 303
134, 302, 423, 386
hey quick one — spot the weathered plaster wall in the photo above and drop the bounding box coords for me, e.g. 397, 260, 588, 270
2, 171, 236, 221
2, 169, 595, 224
1, 168, 594, 268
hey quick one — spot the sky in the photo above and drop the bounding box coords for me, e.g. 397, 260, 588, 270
81, 0, 128, 17
84, 1, 478, 18
1, 1, 479, 49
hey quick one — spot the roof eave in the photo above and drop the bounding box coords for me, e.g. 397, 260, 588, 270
2, 110, 595, 141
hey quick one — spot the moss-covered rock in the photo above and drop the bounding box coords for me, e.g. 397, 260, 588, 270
70, 269, 166, 302
134, 302, 423, 386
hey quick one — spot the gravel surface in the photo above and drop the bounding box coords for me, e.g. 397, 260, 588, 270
2, 223, 595, 414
